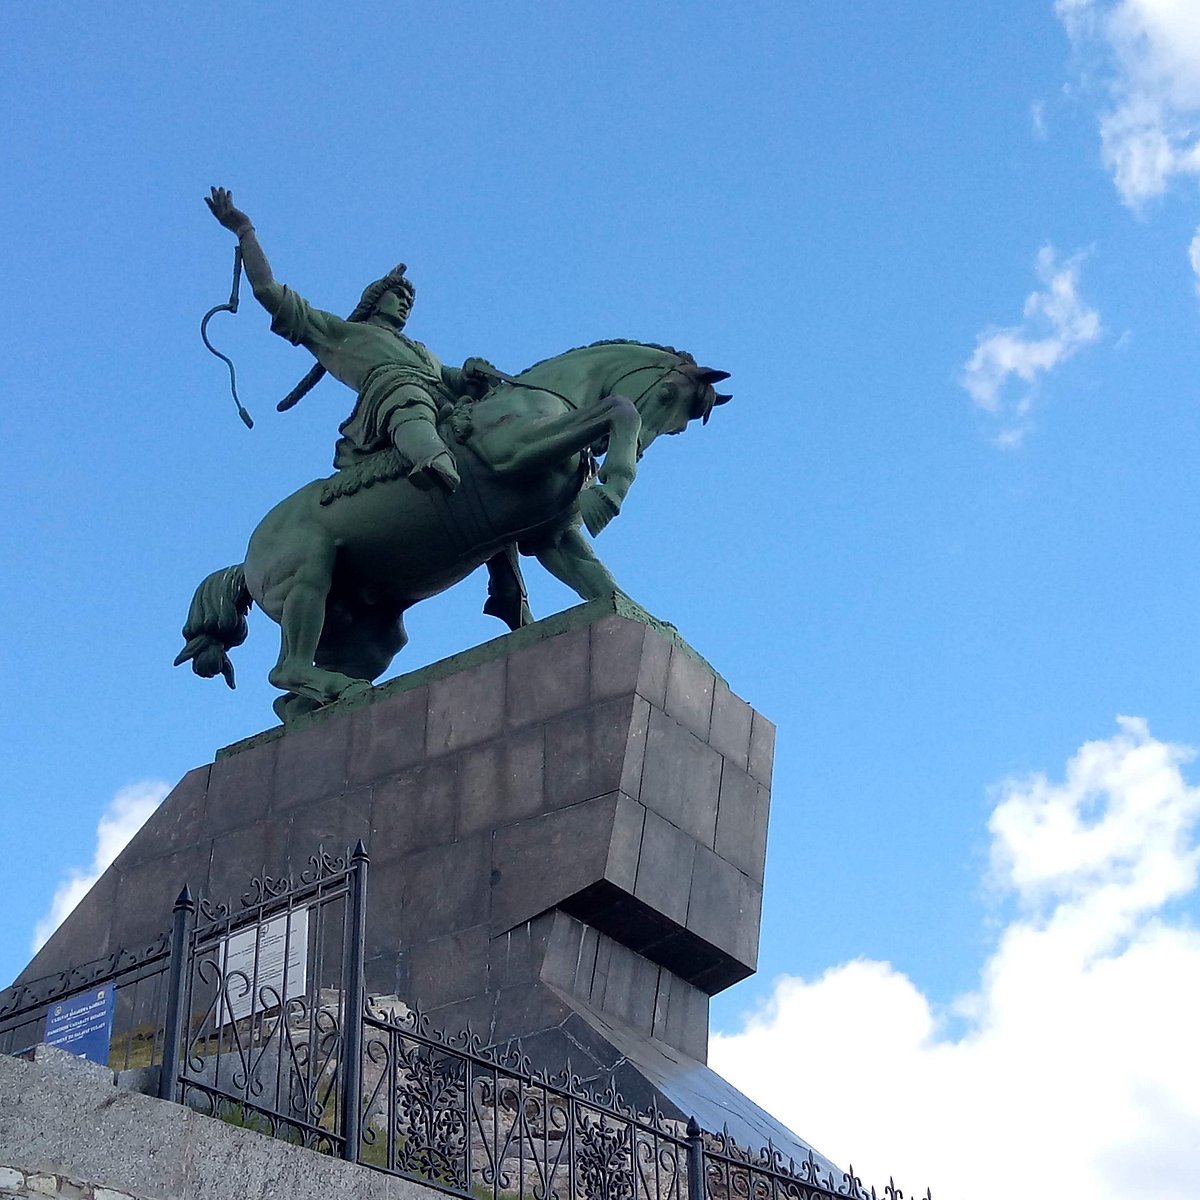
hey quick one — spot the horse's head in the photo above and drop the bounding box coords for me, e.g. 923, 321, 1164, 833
633, 357, 732, 456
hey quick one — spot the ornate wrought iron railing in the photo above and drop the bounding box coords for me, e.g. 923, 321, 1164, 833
3, 843, 931, 1200
357, 1001, 690, 1200
0, 933, 172, 1068
699, 1127, 931, 1200
348, 999, 931, 1200
164, 843, 368, 1158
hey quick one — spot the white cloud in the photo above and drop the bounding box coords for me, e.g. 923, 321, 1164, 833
1056, 0, 1200, 206
711, 717, 1200, 1200
1031, 99, 1049, 141
1189, 226, 1200, 292
960, 246, 1101, 445
32, 780, 169, 952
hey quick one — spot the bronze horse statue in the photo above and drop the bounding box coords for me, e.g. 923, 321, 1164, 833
177, 337, 731, 722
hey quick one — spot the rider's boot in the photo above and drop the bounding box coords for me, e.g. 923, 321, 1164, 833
390, 416, 461, 492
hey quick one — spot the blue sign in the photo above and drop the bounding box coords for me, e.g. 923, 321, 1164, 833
44, 984, 116, 1065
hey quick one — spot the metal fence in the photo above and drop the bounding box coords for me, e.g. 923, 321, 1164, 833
352, 1002, 926, 1200
162, 842, 367, 1159
1, 843, 929, 1200
0, 933, 172, 1068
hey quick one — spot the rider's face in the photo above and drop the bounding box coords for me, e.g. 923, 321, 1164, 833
376, 292, 411, 325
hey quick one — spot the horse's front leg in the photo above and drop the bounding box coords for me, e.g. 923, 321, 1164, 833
578, 395, 640, 536
529, 524, 622, 602
486, 394, 640, 536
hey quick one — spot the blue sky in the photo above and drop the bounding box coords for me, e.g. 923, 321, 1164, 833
3, 3, 1199, 1196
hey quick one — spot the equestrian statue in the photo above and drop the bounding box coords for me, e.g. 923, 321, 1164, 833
176, 188, 732, 723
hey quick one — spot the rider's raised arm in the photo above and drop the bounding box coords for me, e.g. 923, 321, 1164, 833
205, 187, 282, 308
239, 230, 282, 310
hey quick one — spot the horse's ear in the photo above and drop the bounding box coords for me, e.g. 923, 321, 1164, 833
694, 367, 731, 384
714, 391, 733, 405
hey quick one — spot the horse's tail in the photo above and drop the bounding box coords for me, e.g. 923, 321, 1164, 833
173, 564, 252, 689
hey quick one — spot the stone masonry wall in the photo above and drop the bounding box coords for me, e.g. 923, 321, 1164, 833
0, 1165, 142, 1200
0, 1046, 437, 1200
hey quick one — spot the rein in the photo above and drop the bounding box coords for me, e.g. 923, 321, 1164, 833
200, 245, 254, 430
495, 358, 683, 413
606, 361, 683, 406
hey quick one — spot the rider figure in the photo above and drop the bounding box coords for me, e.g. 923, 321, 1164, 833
206, 187, 493, 493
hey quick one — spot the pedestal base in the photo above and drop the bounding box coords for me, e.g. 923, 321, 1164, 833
13, 596, 828, 1170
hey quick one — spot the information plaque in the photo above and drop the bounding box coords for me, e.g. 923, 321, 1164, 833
220, 908, 309, 1025
44, 984, 116, 1065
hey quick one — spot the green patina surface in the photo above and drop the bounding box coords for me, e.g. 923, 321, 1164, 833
182, 189, 730, 728
217, 592, 721, 760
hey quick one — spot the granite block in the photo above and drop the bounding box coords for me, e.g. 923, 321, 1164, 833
116, 766, 210, 861
596, 937, 637, 1017
364, 948, 409, 997
590, 932, 613, 1007
715, 766, 769, 881
543, 696, 637, 809
639, 708, 722, 847
560, 881, 678, 958
370, 759, 458, 865
406, 925, 489, 1009
619, 696, 650, 799
272, 716, 349, 811
540, 913, 587, 993
625, 950, 661, 1035
423, 993, 499, 1043
573, 921, 601, 995
633, 812, 695, 927
736, 874, 763, 970
605, 792, 646, 893
506, 627, 590, 727
489, 919, 541, 989
287, 787, 372, 871
206, 821, 287, 910
426, 658, 505, 755
490, 795, 618, 933
664, 648, 715, 742
113, 846, 210, 949
660, 975, 708, 1061
15, 869, 120, 982
205, 741, 276, 837
457, 726, 545, 837
399, 837, 490, 939
686, 845, 744, 954
748, 711, 776, 788
709, 681, 754, 770
636, 630, 671, 708
486, 980, 573, 1049
346, 685, 428, 787
589, 616, 648, 701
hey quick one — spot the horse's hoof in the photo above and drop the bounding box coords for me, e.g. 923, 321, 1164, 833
274, 693, 323, 725
337, 679, 374, 704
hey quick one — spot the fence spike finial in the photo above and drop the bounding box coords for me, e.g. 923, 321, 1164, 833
174, 884, 195, 911
352, 838, 369, 862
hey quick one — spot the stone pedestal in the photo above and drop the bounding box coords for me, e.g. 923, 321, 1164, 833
15, 596, 822, 1165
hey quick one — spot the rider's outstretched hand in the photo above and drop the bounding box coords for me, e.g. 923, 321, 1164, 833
206, 186, 253, 236
460, 357, 498, 399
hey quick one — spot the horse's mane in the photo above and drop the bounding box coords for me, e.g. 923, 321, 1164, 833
519, 338, 697, 375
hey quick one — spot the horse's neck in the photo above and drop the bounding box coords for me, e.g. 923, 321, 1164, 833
518, 344, 666, 402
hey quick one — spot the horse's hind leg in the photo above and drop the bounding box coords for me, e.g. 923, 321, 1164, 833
260, 531, 371, 706
315, 602, 410, 682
